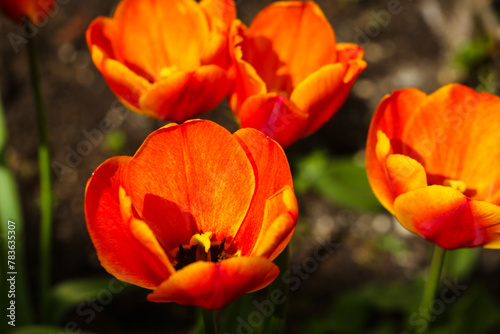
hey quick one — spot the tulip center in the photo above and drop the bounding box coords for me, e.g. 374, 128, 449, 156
174, 231, 240, 270
190, 231, 214, 262
443, 179, 467, 193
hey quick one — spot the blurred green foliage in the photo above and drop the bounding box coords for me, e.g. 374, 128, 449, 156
294, 151, 383, 212
453, 36, 492, 72
48, 277, 130, 325
304, 279, 423, 333
103, 130, 127, 153
302, 248, 499, 334
376, 233, 411, 254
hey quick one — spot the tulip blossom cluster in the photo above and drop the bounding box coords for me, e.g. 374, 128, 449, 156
4, 0, 500, 329
87, 0, 366, 147
80, 0, 500, 315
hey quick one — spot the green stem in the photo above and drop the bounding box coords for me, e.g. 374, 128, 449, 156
419, 245, 446, 333
202, 308, 218, 334
28, 37, 53, 324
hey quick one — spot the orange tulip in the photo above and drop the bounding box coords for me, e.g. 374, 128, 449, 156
0, 0, 55, 24
228, 1, 366, 148
86, 0, 236, 122
366, 84, 500, 250
85, 120, 298, 309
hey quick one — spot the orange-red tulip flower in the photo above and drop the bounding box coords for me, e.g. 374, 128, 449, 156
228, 1, 366, 148
86, 0, 236, 122
366, 84, 500, 250
85, 120, 298, 309
0, 0, 55, 24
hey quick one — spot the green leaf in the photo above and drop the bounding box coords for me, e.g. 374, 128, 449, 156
48, 276, 130, 324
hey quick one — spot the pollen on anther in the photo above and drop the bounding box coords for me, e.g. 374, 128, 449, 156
444, 179, 467, 193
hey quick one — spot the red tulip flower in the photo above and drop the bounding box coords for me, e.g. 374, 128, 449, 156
0, 0, 55, 24
85, 120, 298, 309
366, 84, 500, 250
228, 1, 366, 148
86, 0, 236, 122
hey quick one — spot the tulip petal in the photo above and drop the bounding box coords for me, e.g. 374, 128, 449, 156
385, 154, 427, 198
250, 186, 298, 260
112, 0, 209, 75
228, 20, 267, 112
471, 201, 500, 249
147, 256, 279, 309
126, 120, 256, 252
336, 43, 366, 80
128, 214, 176, 276
365, 88, 428, 211
231, 129, 295, 254
238, 93, 308, 148
402, 84, 500, 203
368, 88, 428, 147
245, 1, 336, 94
87, 17, 152, 112
85, 157, 173, 289
139, 65, 229, 122
376, 131, 391, 164
97, 59, 152, 113
289, 63, 349, 136
199, 0, 236, 67
86, 17, 117, 63
291, 44, 367, 135
200, 0, 236, 29
393, 185, 499, 249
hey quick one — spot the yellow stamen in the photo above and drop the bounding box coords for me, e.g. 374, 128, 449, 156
444, 179, 467, 193
190, 232, 213, 253
159, 66, 179, 78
